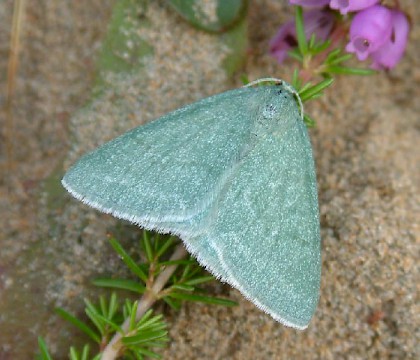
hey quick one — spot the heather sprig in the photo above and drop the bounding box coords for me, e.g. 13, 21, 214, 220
269, 2, 409, 126
272, 1, 410, 71
347, 6, 409, 70
37, 233, 237, 360
329, 0, 380, 15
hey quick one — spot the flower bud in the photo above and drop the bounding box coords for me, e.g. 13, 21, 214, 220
345, 5, 392, 61
370, 10, 409, 70
329, 0, 379, 15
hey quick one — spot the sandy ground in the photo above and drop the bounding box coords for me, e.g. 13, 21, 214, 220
1, 0, 419, 359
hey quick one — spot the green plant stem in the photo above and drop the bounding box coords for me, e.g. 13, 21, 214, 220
100, 244, 188, 360
300, 25, 347, 82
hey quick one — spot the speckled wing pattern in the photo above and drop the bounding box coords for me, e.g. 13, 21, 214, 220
62, 83, 321, 329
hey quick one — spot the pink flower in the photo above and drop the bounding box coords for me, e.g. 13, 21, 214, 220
270, 10, 335, 63
290, 0, 330, 7
329, 0, 379, 15
345, 5, 392, 61
370, 10, 409, 70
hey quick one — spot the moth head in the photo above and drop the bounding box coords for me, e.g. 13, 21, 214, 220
245, 78, 304, 126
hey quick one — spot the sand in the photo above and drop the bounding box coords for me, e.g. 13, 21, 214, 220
0, 0, 418, 358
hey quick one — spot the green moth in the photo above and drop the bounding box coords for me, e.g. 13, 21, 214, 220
62, 78, 321, 330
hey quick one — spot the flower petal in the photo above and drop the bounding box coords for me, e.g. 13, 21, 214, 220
329, 0, 379, 15
370, 10, 409, 70
290, 0, 330, 7
345, 5, 392, 61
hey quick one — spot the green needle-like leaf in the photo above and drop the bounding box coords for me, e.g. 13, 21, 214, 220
325, 48, 342, 62
163, 296, 181, 310
240, 73, 250, 85
149, 232, 161, 252
170, 284, 195, 292
304, 114, 316, 127
86, 307, 122, 334
311, 39, 331, 55
167, 292, 238, 306
155, 237, 176, 259
142, 230, 154, 262
287, 49, 304, 62
295, 6, 308, 56
291, 69, 301, 90
326, 53, 353, 66
184, 275, 215, 286
99, 296, 107, 318
55, 308, 101, 343
151, 230, 160, 253
129, 301, 139, 331
109, 237, 148, 283
37, 337, 53, 360
130, 314, 167, 329
326, 65, 376, 75
136, 309, 154, 326
308, 33, 316, 49
122, 330, 169, 346
299, 82, 313, 94
81, 345, 90, 360
299, 78, 334, 102
93, 278, 146, 293
69, 345, 93, 360
137, 321, 167, 334
84, 301, 105, 335
159, 259, 196, 266
309, 93, 324, 101
108, 293, 118, 319
181, 261, 192, 279
69, 347, 77, 360
135, 347, 163, 359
